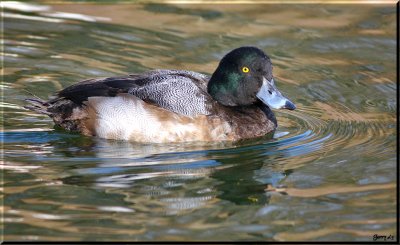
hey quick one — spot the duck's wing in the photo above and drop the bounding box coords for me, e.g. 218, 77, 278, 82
56, 69, 213, 117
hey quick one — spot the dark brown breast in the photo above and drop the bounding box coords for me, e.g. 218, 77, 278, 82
211, 101, 277, 140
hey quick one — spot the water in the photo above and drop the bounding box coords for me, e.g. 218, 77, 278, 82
2, 2, 397, 242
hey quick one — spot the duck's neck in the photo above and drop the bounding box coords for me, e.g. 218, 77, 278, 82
208, 71, 241, 107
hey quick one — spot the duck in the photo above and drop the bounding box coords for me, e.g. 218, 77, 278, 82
25, 46, 296, 143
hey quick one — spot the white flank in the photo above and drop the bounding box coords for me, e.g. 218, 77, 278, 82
86, 94, 198, 143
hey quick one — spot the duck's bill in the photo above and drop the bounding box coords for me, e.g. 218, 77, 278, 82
256, 77, 296, 110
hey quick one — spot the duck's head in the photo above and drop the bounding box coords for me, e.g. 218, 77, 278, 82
208, 46, 296, 110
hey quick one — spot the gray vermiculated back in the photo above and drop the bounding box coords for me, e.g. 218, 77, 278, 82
128, 70, 212, 117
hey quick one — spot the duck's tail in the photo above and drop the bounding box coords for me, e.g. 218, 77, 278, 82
24, 96, 92, 135
24, 98, 52, 116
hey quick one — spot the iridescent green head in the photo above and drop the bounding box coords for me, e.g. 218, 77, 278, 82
208, 46, 295, 110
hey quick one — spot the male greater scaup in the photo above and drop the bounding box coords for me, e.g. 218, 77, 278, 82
25, 46, 296, 143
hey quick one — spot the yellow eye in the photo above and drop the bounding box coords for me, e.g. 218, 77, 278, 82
242, 66, 250, 73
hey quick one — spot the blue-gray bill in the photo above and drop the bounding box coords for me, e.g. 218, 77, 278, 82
256, 77, 296, 110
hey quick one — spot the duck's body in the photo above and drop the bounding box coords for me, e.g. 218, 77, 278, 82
26, 47, 295, 143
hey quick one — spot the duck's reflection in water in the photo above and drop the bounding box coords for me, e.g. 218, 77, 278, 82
58, 136, 300, 214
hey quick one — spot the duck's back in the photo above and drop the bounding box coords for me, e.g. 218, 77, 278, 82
57, 69, 213, 117
128, 70, 213, 117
